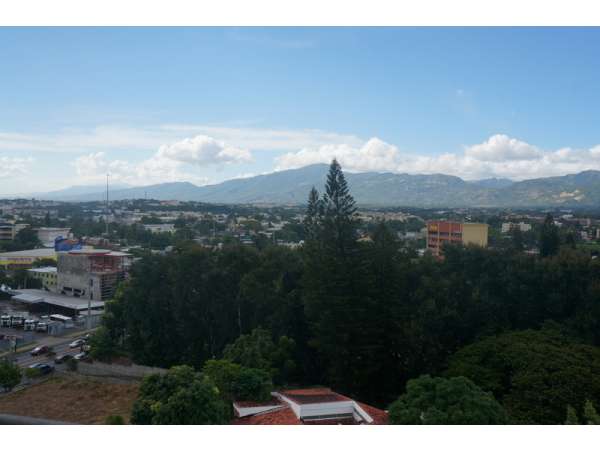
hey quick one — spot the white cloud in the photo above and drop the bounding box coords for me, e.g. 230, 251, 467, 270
157, 135, 251, 166
71, 135, 252, 186
0, 125, 362, 154
464, 134, 542, 161
0, 156, 34, 178
276, 134, 600, 181
276, 138, 402, 173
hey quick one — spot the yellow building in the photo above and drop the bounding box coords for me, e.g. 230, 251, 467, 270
0, 248, 57, 270
426, 221, 489, 257
462, 223, 489, 248
27, 266, 58, 291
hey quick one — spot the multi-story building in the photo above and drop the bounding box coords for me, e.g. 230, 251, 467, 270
143, 223, 176, 234
27, 266, 58, 291
57, 249, 131, 301
0, 248, 57, 270
426, 221, 489, 257
0, 222, 30, 241
35, 227, 72, 247
501, 222, 532, 233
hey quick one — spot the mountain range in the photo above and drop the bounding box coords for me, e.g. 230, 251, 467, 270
27, 165, 600, 208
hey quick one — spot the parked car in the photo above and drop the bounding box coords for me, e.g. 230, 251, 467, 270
54, 354, 74, 364
73, 352, 88, 361
28, 363, 54, 375
30, 345, 49, 356
69, 339, 86, 348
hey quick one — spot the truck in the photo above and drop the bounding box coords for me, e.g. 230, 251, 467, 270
10, 316, 25, 328
23, 319, 37, 331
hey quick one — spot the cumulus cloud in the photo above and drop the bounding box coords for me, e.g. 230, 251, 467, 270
157, 135, 252, 166
0, 156, 34, 178
276, 134, 600, 181
276, 138, 402, 173
71, 135, 252, 186
464, 134, 542, 161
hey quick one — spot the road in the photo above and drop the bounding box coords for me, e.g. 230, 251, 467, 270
9, 333, 89, 369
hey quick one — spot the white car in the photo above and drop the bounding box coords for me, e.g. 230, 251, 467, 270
73, 352, 88, 360
69, 339, 85, 348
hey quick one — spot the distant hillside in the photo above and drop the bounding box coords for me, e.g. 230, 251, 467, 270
35, 183, 132, 201
469, 178, 514, 189
29, 165, 600, 207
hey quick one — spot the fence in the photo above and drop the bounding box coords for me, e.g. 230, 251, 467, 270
76, 360, 166, 379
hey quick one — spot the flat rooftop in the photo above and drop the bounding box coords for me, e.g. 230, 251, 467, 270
65, 249, 131, 257
27, 266, 57, 274
0, 248, 56, 258
10, 289, 105, 311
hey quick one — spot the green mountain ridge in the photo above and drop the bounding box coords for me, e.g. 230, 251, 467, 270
29, 165, 600, 207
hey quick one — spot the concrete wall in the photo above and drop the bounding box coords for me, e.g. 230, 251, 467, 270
57, 254, 103, 300
76, 360, 166, 379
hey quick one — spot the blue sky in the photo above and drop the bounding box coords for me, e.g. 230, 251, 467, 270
1, 27, 600, 194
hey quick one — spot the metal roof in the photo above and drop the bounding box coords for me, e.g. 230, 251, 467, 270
11, 289, 105, 311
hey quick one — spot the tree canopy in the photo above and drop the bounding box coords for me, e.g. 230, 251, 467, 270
130, 365, 230, 425
446, 325, 600, 424
388, 375, 507, 425
0, 360, 22, 392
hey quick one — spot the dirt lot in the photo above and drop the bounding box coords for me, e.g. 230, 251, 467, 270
0, 375, 140, 424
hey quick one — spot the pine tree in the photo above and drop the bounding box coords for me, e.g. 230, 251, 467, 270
321, 159, 357, 258
302, 159, 370, 393
539, 214, 560, 257
303, 186, 322, 242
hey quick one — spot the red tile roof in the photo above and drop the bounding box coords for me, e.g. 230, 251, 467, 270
356, 402, 389, 425
231, 388, 389, 425
232, 405, 301, 425
280, 388, 351, 405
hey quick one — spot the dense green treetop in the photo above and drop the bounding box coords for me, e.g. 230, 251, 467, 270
388, 375, 507, 425
446, 325, 600, 424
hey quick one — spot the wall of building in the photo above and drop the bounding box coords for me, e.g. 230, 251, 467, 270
28, 269, 57, 292
56, 253, 125, 301
462, 223, 489, 247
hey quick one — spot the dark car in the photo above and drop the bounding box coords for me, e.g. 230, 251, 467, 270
30, 345, 49, 356
54, 354, 74, 364
28, 363, 54, 375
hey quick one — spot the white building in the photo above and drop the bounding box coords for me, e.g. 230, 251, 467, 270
35, 227, 72, 247
143, 224, 176, 234
501, 222, 532, 233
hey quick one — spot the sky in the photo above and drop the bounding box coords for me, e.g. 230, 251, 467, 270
1, 27, 600, 195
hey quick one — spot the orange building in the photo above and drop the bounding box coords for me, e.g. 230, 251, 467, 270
426, 221, 489, 257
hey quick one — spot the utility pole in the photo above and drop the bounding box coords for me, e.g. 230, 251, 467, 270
105, 173, 109, 237
87, 279, 92, 330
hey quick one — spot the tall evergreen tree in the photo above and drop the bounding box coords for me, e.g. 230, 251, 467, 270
303, 186, 322, 242
539, 214, 560, 257
303, 159, 370, 394
321, 159, 357, 257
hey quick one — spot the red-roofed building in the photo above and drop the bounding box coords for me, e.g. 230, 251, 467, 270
232, 388, 388, 425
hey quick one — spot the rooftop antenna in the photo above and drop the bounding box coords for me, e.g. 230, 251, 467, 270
105, 173, 109, 237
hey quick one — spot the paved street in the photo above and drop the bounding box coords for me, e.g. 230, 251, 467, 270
6, 332, 90, 369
